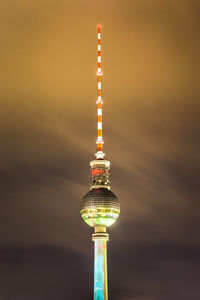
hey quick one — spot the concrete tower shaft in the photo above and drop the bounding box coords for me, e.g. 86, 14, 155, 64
92, 226, 109, 300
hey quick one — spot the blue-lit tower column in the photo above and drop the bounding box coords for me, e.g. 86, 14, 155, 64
93, 227, 109, 300
80, 25, 120, 300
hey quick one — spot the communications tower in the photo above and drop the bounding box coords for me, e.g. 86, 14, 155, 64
80, 25, 120, 300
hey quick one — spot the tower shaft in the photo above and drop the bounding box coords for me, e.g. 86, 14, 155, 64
93, 226, 109, 300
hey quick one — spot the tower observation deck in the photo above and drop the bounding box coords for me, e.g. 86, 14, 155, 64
80, 25, 120, 300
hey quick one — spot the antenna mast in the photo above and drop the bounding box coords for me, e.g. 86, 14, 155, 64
96, 25, 105, 159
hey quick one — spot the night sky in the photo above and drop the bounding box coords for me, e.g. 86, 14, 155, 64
1, 0, 200, 299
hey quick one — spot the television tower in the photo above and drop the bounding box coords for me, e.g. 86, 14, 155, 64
80, 25, 120, 300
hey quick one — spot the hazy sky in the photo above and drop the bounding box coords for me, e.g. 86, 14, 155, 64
0, 0, 200, 299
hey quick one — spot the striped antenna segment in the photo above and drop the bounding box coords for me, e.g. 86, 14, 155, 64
96, 25, 105, 159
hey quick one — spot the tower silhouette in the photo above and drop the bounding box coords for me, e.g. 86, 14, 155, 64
80, 25, 120, 300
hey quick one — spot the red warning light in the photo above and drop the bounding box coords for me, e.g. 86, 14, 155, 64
91, 169, 104, 176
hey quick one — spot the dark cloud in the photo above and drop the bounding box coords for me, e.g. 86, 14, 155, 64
0, 246, 92, 300
0, 243, 199, 300
108, 241, 200, 300
0, 0, 200, 299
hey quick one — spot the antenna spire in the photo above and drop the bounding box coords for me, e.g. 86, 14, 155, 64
96, 25, 105, 159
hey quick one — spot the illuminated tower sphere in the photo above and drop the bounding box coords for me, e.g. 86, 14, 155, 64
80, 25, 120, 300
